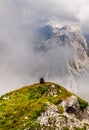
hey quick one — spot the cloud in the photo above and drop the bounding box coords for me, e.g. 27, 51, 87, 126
19, 0, 89, 30
1, 0, 89, 32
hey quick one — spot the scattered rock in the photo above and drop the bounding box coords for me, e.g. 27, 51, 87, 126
24, 116, 28, 119
3, 96, 9, 100
37, 96, 89, 130
48, 84, 57, 97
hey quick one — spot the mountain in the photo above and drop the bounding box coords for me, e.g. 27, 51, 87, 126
33, 24, 89, 98
36, 24, 89, 75
0, 82, 89, 130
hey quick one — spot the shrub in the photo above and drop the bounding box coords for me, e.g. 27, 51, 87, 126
74, 126, 86, 130
78, 97, 88, 110
57, 105, 64, 114
62, 126, 69, 130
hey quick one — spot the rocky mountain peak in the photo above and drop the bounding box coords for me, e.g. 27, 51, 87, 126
37, 24, 89, 76
51, 24, 87, 49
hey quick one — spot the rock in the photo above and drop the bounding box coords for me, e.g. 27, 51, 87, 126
62, 96, 83, 120
37, 96, 89, 129
38, 104, 67, 129
3, 96, 9, 100
48, 84, 57, 97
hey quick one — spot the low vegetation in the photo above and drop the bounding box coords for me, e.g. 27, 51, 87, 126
78, 97, 88, 110
74, 126, 86, 130
0, 82, 88, 130
62, 126, 69, 130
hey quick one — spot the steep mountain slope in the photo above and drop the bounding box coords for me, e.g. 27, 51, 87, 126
37, 24, 89, 75
0, 82, 89, 130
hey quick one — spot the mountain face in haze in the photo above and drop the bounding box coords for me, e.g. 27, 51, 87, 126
0, 82, 89, 130
37, 24, 89, 75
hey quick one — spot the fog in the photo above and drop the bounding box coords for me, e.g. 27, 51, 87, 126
0, 0, 89, 101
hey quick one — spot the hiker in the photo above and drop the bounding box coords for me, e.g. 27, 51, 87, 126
39, 77, 45, 84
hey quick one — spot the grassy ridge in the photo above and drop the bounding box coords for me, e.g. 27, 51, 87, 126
0, 82, 88, 130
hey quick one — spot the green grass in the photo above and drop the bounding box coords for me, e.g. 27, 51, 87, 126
74, 126, 86, 130
78, 97, 88, 110
0, 82, 88, 130
62, 126, 69, 130
0, 82, 72, 130
57, 105, 64, 114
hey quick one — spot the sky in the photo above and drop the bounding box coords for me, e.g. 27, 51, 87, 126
0, 0, 89, 98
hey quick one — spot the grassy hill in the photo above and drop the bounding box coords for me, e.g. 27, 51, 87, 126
0, 82, 88, 130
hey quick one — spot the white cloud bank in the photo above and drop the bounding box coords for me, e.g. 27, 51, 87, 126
0, 0, 89, 97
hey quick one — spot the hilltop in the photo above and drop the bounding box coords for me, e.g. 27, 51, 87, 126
0, 82, 89, 130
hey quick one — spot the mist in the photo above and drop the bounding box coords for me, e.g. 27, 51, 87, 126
0, 0, 89, 102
